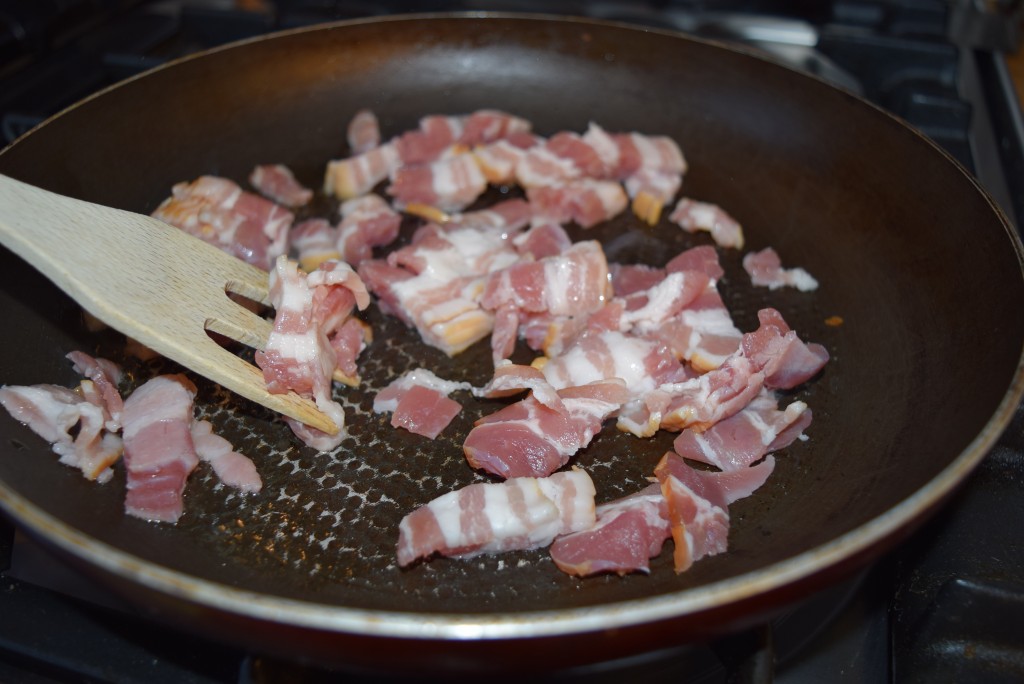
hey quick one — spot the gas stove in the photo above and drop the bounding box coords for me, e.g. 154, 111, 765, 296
1, 2, 1022, 682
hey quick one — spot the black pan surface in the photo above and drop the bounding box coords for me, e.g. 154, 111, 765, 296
0, 14, 1021, 672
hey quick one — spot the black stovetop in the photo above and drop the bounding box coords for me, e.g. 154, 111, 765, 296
1, 1, 1023, 682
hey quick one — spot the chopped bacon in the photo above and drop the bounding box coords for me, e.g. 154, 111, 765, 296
121, 375, 199, 523
653, 282, 743, 372
190, 419, 262, 493
743, 247, 819, 291
513, 222, 572, 259
291, 219, 340, 272
360, 224, 520, 355
669, 198, 745, 250
65, 351, 123, 430
464, 379, 628, 479
613, 131, 687, 179
256, 257, 369, 450
0, 383, 123, 483
528, 179, 629, 228
374, 368, 470, 439
324, 142, 400, 200
347, 108, 380, 155
249, 164, 313, 208
396, 468, 596, 567
395, 115, 465, 166
459, 109, 532, 146
481, 240, 610, 363
335, 194, 402, 267
473, 139, 534, 184
672, 390, 811, 471
654, 451, 775, 573
152, 175, 292, 270
387, 153, 488, 213
550, 484, 671, 577
445, 198, 533, 234
741, 308, 829, 390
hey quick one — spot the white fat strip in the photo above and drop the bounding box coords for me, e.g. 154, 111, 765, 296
536, 469, 597, 534
621, 271, 689, 330
604, 332, 663, 394
582, 122, 620, 169
431, 156, 479, 199
518, 147, 580, 186
542, 255, 579, 315
677, 307, 741, 351
264, 329, 322, 363
784, 268, 819, 292
391, 368, 474, 398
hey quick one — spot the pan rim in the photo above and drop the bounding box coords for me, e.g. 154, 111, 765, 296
1, 12, 1023, 642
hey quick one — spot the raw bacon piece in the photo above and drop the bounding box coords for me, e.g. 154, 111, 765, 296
743, 247, 819, 291
0, 383, 123, 483
335, 194, 402, 267
672, 390, 811, 472
540, 329, 687, 397
361, 223, 520, 356
152, 175, 292, 270
396, 468, 596, 567
473, 139, 534, 185
347, 108, 380, 155
390, 385, 462, 439
291, 219, 340, 272
513, 222, 572, 259
654, 451, 775, 573
190, 419, 262, 493
463, 379, 628, 479
550, 484, 671, 577
658, 355, 765, 433
654, 282, 743, 372
528, 179, 628, 228
256, 257, 369, 450
669, 198, 745, 250
741, 308, 829, 390
374, 369, 470, 439
65, 351, 123, 430
249, 164, 313, 208
387, 153, 488, 213
395, 115, 465, 165
445, 198, 533, 234
459, 109, 531, 146
613, 131, 687, 179
121, 375, 199, 523
481, 240, 611, 363
324, 142, 400, 200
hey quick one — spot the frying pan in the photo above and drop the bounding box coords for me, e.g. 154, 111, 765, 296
0, 14, 1022, 674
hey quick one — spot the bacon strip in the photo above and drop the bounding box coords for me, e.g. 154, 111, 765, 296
121, 375, 199, 523
672, 390, 811, 471
669, 198, 745, 250
152, 175, 292, 270
373, 369, 471, 439
743, 247, 819, 291
464, 379, 628, 479
347, 108, 381, 155
396, 468, 596, 567
190, 419, 262, 493
549, 484, 671, 577
249, 164, 313, 208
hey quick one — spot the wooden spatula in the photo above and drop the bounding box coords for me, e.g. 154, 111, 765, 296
0, 174, 338, 434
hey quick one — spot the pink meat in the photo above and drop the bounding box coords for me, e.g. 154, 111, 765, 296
396, 469, 596, 567
190, 419, 262, 493
151, 175, 291, 270
464, 379, 628, 479
65, 351, 123, 429
335, 194, 402, 266
513, 222, 572, 259
742, 247, 819, 291
0, 383, 123, 483
121, 375, 199, 523
390, 384, 462, 439
249, 164, 313, 208
395, 115, 464, 165
669, 198, 744, 250
654, 451, 730, 573
347, 108, 380, 155
458, 109, 531, 146
324, 142, 400, 199
527, 179, 628, 228
549, 484, 671, 577
672, 390, 812, 471
742, 308, 829, 389
387, 153, 488, 213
